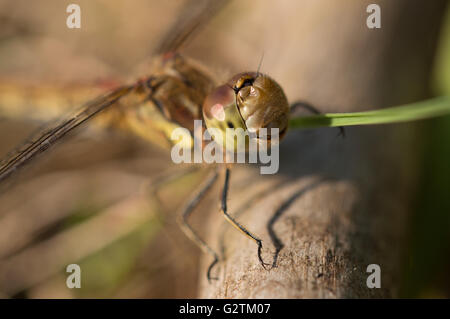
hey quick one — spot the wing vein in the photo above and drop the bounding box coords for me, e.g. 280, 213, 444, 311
0, 85, 134, 184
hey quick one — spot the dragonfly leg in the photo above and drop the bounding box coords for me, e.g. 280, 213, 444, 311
290, 101, 346, 138
177, 168, 221, 282
145, 165, 201, 216
290, 100, 322, 115
220, 166, 271, 270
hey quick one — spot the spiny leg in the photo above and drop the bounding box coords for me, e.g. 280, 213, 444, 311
220, 166, 270, 269
290, 100, 321, 115
144, 165, 203, 252
177, 169, 221, 282
145, 165, 201, 215
290, 101, 346, 137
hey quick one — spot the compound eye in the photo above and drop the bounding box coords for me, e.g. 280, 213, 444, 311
202, 84, 247, 133
202, 85, 235, 123
202, 84, 249, 151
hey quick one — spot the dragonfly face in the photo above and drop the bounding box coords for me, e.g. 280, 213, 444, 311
203, 72, 290, 152
125, 55, 289, 153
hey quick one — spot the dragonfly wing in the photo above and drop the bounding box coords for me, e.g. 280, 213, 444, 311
156, 0, 231, 55
0, 85, 134, 185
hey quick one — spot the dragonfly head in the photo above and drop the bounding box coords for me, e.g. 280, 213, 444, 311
202, 72, 289, 152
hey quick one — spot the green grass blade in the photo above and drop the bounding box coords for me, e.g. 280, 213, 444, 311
289, 96, 450, 129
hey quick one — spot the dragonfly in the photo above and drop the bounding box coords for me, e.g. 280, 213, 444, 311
0, 0, 338, 285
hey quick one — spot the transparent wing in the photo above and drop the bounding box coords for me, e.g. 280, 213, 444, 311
0, 85, 134, 185
156, 0, 231, 54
